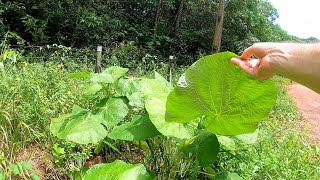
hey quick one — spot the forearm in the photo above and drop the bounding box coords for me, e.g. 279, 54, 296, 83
270, 43, 320, 93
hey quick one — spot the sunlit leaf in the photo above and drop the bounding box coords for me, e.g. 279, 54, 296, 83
166, 52, 277, 136
50, 105, 108, 144
83, 160, 152, 180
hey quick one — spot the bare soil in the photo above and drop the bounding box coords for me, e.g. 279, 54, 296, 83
288, 84, 320, 143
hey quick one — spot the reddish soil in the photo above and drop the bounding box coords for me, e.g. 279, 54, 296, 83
288, 84, 320, 143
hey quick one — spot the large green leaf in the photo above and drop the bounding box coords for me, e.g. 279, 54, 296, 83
96, 98, 129, 127
83, 160, 152, 180
50, 105, 108, 144
183, 131, 220, 167
90, 66, 128, 84
166, 52, 277, 136
108, 115, 160, 141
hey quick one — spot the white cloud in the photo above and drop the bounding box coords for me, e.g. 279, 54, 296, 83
268, 0, 320, 39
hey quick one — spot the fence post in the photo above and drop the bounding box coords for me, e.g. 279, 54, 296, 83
168, 55, 174, 84
95, 45, 102, 73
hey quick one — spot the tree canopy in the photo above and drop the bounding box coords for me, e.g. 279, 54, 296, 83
0, 0, 299, 64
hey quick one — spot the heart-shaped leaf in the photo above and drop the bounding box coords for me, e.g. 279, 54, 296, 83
166, 52, 277, 136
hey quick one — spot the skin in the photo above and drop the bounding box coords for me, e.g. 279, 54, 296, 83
231, 42, 320, 93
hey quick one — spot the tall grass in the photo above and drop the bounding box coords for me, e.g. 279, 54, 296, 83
0, 62, 89, 178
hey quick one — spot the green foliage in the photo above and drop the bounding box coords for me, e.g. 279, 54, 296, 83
166, 52, 277, 135
83, 160, 152, 180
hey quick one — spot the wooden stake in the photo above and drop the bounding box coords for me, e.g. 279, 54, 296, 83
95, 45, 102, 73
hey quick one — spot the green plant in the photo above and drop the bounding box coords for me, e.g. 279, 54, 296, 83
50, 52, 278, 178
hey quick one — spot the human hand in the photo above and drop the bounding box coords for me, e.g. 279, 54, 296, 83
230, 43, 281, 80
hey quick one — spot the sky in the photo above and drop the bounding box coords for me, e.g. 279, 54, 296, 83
268, 0, 320, 39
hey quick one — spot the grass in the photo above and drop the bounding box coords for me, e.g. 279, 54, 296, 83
1, 58, 319, 179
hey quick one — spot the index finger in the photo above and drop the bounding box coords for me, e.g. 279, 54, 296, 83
240, 45, 255, 60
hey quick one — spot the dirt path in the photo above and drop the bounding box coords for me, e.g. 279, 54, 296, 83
288, 84, 320, 143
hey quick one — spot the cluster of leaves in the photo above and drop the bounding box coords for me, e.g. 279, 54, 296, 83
50, 52, 277, 178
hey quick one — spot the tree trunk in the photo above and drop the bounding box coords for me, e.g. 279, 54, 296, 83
212, 0, 225, 54
174, 0, 186, 37
153, 0, 164, 39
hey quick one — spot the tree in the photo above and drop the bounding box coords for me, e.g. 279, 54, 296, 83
153, 0, 164, 39
212, 0, 225, 53
174, 0, 186, 37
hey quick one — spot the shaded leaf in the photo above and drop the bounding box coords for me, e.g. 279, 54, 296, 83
108, 115, 160, 141
166, 52, 277, 136
184, 131, 220, 167
83, 160, 152, 180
